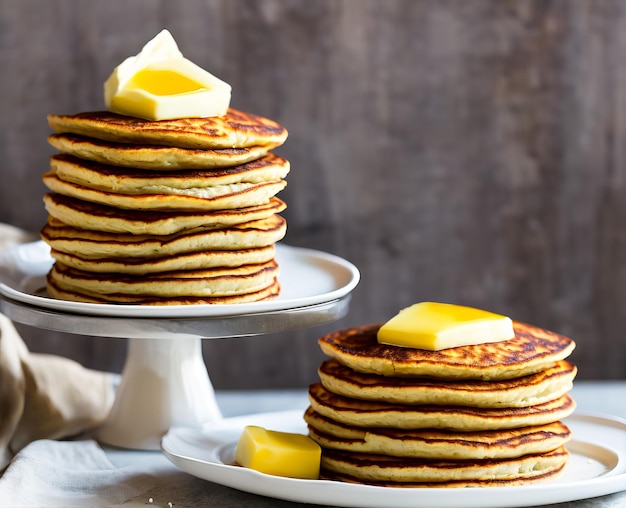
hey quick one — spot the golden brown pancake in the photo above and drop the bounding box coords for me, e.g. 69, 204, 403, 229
318, 323, 575, 380
41, 215, 286, 259
318, 358, 577, 408
49, 154, 290, 191
49, 245, 276, 274
48, 134, 279, 170
42, 170, 286, 212
47, 109, 288, 149
47, 260, 279, 301
43, 193, 287, 235
308, 382, 576, 431
304, 407, 571, 460
47, 276, 280, 305
320, 446, 569, 486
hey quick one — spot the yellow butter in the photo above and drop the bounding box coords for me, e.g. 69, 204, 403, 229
377, 302, 515, 350
234, 426, 321, 479
125, 69, 206, 96
104, 29, 231, 120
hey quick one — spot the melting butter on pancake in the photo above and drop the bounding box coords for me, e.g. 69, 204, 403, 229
49, 154, 290, 192
48, 134, 279, 170
304, 407, 571, 460
48, 109, 288, 149
320, 446, 569, 486
43, 170, 286, 212
43, 194, 287, 235
47, 276, 280, 305
308, 382, 576, 431
319, 323, 575, 381
318, 358, 576, 408
321, 447, 569, 488
41, 215, 286, 259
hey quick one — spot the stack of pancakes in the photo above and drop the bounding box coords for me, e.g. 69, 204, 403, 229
305, 322, 577, 487
40, 109, 289, 305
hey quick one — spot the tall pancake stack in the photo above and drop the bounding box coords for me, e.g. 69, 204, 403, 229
305, 322, 577, 487
40, 109, 289, 305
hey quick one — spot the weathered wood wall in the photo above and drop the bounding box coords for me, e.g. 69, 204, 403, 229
1, 0, 625, 387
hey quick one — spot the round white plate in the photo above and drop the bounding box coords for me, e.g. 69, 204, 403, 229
161, 410, 626, 508
0, 242, 359, 318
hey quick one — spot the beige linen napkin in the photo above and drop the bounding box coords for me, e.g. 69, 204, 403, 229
0, 223, 115, 466
0, 314, 115, 467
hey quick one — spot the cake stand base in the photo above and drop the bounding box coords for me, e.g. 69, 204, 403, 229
97, 337, 221, 450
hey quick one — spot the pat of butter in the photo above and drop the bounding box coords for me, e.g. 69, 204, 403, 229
377, 302, 515, 350
104, 29, 231, 120
234, 426, 321, 479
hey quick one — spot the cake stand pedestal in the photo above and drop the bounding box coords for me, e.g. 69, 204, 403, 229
99, 336, 219, 449
0, 243, 358, 449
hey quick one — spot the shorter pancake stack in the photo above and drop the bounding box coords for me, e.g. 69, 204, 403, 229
40, 110, 289, 305
305, 322, 577, 487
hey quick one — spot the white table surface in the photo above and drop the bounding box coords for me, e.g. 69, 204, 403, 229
99, 382, 626, 508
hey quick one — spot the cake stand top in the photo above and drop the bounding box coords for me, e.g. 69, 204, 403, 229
0, 242, 360, 339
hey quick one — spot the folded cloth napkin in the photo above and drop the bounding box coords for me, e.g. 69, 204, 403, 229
0, 223, 115, 466
0, 439, 156, 507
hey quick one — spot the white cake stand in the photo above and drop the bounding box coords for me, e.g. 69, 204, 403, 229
0, 242, 360, 449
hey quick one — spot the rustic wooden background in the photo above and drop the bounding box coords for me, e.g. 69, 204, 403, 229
1, 0, 625, 387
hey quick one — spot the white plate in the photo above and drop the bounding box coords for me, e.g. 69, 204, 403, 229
0, 242, 359, 317
161, 411, 626, 508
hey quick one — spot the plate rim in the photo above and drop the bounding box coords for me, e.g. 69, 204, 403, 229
0, 242, 360, 318
160, 410, 626, 508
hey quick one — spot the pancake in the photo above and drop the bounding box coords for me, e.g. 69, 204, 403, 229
304, 407, 571, 460
47, 109, 288, 149
318, 323, 575, 381
322, 468, 566, 488
49, 245, 276, 274
320, 446, 568, 486
43, 194, 287, 235
318, 358, 577, 408
41, 215, 286, 259
46, 276, 280, 305
47, 259, 279, 300
49, 154, 290, 192
308, 382, 576, 431
48, 134, 279, 170
43, 170, 286, 212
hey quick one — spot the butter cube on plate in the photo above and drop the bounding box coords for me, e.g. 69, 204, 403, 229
234, 425, 321, 479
